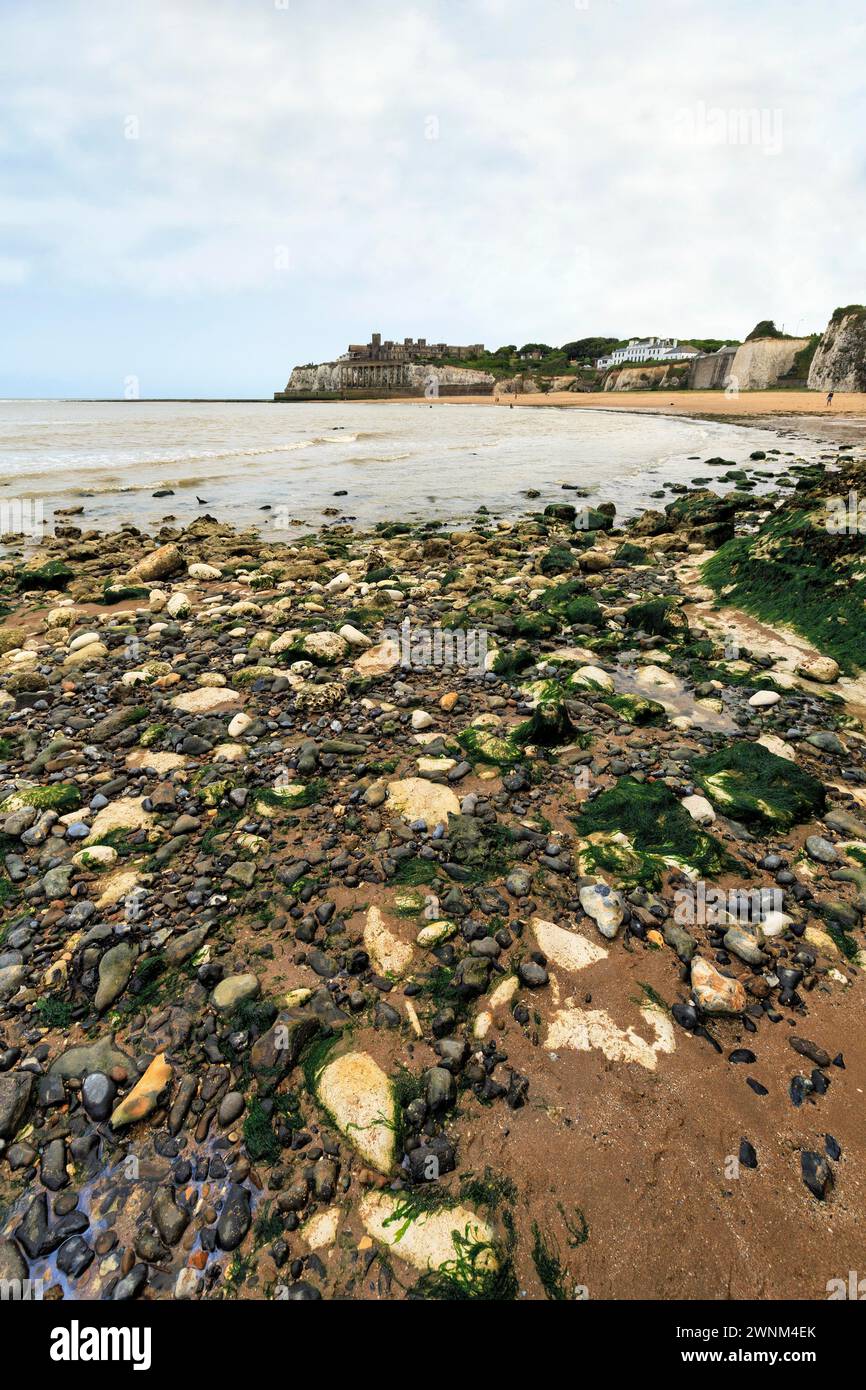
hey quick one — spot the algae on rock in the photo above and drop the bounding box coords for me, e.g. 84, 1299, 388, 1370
691, 741, 825, 829
574, 777, 739, 886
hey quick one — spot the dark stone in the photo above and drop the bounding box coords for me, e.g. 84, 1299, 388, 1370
825, 1134, 842, 1161
801, 1150, 832, 1201
217, 1184, 251, 1251
82, 1071, 116, 1122
56, 1236, 95, 1278
113, 1263, 148, 1300
250, 1009, 320, 1082
789, 1036, 831, 1069
0, 1072, 33, 1140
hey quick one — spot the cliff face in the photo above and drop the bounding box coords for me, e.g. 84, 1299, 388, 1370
602, 364, 682, 392
807, 308, 866, 391
280, 363, 494, 395
727, 337, 811, 390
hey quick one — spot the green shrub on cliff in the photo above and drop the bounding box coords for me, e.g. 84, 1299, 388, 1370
830, 304, 866, 324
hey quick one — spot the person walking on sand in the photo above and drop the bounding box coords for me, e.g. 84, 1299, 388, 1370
827, 391, 834, 407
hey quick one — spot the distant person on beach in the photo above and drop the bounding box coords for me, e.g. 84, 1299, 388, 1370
827, 391, 834, 406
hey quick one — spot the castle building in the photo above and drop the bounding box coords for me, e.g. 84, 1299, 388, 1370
332, 333, 484, 388
275, 333, 493, 397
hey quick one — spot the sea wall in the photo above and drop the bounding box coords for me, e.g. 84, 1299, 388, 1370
688, 348, 737, 390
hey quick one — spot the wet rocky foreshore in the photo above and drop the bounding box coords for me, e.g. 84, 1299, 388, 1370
2, 442, 866, 1302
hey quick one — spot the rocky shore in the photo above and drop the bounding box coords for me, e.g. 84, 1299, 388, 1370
2, 441, 866, 1302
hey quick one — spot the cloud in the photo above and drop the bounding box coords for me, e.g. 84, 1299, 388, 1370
2, 0, 865, 391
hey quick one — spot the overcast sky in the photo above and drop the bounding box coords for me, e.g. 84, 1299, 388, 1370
2, 0, 864, 397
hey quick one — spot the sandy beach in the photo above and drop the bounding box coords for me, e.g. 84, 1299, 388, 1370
417, 388, 866, 417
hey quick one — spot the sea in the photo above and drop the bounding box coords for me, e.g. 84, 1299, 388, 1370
0, 398, 823, 540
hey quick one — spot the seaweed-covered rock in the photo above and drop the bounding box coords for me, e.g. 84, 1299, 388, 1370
613, 542, 649, 566
513, 698, 579, 748
703, 493, 866, 674
575, 777, 738, 886
543, 502, 576, 523
575, 506, 614, 532
17, 560, 74, 592
691, 741, 825, 830
538, 545, 576, 576
360, 1190, 500, 1286
623, 597, 688, 638
0, 782, 81, 815
599, 693, 666, 725
664, 489, 739, 528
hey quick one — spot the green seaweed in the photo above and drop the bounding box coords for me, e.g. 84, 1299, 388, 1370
691, 741, 825, 830
34, 998, 74, 1027
491, 645, 534, 679
575, 777, 739, 885
459, 1168, 517, 1210
702, 502, 866, 674
623, 597, 684, 638
409, 1226, 518, 1302
391, 856, 440, 886
243, 1096, 281, 1163
531, 1222, 572, 1300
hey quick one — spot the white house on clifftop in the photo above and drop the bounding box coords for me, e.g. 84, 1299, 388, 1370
596, 337, 702, 370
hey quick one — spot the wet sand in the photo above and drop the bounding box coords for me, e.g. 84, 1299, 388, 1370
410, 390, 866, 449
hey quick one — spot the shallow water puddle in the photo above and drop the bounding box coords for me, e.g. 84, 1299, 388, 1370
612, 661, 739, 733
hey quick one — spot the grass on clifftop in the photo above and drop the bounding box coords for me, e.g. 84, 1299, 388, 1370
703, 504, 866, 674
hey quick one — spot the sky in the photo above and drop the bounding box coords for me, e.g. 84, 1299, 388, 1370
1, 0, 865, 398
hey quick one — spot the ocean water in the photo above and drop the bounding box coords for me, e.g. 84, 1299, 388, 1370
0, 398, 819, 538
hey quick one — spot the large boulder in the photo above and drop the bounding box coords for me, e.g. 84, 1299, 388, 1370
315, 1051, 396, 1173
126, 543, 184, 583
692, 742, 825, 830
